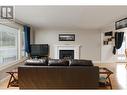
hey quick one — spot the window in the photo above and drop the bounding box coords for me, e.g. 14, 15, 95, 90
21, 31, 25, 58
0, 24, 18, 65
117, 32, 126, 62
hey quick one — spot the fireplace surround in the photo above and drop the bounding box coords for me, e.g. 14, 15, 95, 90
55, 45, 80, 59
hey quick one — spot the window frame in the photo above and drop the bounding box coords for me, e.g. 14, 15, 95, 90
0, 24, 25, 68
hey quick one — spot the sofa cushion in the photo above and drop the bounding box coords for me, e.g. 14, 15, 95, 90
48, 59, 69, 66
25, 58, 48, 66
69, 59, 93, 66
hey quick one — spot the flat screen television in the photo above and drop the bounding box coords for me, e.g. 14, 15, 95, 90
30, 44, 49, 58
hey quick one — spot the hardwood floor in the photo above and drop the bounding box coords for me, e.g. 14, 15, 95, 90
95, 63, 127, 89
0, 77, 18, 89
0, 63, 127, 89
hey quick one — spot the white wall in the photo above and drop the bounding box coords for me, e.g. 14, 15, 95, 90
34, 28, 101, 61
30, 27, 35, 44
100, 24, 118, 63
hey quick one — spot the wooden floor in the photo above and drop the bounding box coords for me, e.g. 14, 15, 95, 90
0, 63, 127, 90
95, 63, 127, 90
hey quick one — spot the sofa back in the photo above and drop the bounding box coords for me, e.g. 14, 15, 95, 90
18, 66, 99, 89
25, 59, 93, 66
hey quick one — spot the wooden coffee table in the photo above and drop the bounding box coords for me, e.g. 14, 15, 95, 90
6, 69, 18, 88
99, 67, 113, 89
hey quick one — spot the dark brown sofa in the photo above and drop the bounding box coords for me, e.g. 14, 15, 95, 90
18, 59, 99, 89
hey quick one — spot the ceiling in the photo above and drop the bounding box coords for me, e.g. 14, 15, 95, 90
15, 6, 127, 30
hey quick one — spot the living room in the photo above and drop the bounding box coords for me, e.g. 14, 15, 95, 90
0, 5, 127, 91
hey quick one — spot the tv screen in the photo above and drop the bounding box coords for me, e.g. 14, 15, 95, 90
30, 44, 49, 57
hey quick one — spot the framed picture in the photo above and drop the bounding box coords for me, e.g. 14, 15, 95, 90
59, 34, 75, 41
115, 18, 127, 30
103, 40, 108, 45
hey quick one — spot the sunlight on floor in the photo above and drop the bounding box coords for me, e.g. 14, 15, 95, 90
116, 64, 127, 89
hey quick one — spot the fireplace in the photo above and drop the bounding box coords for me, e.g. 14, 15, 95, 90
55, 45, 80, 59
59, 50, 74, 59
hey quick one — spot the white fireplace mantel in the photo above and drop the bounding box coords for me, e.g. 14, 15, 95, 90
54, 45, 80, 59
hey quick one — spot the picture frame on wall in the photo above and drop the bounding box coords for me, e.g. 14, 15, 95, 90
59, 34, 75, 41
115, 18, 127, 30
